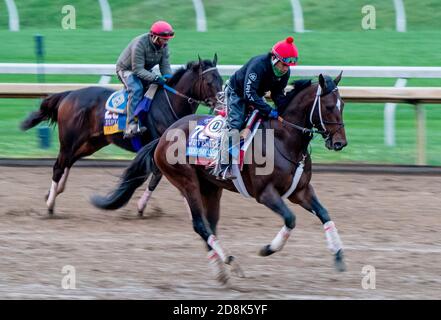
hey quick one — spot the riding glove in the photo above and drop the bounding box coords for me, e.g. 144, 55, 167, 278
268, 109, 279, 119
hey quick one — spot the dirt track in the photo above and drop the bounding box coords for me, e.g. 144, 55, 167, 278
0, 166, 440, 299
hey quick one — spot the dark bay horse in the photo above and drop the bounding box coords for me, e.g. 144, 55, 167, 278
92, 73, 348, 283
21, 56, 223, 215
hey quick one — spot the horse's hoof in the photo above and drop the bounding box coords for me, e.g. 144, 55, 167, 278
137, 210, 144, 217
47, 208, 54, 216
216, 272, 230, 285
259, 244, 275, 257
335, 249, 346, 272
227, 256, 245, 278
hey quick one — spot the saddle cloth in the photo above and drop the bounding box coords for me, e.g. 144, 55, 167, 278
103, 85, 158, 136
186, 110, 262, 169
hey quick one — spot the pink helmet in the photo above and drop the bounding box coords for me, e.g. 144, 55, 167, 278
150, 20, 175, 39
271, 36, 299, 66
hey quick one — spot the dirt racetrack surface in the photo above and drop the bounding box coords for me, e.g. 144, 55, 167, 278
0, 166, 440, 299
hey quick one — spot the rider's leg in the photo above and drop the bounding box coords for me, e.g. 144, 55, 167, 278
118, 71, 145, 137
216, 89, 246, 180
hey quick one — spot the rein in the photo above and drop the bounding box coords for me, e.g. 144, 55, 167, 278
163, 66, 218, 107
275, 85, 344, 136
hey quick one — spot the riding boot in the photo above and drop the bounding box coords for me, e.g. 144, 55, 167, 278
124, 119, 147, 139
214, 129, 237, 180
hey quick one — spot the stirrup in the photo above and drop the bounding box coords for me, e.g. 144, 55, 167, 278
217, 165, 236, 181
123, 123, 146, 139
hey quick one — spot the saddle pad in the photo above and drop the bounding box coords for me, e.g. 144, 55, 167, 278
105, 89, 128, 114
103, 110, 127, 135
187, 110, 261, 168
187, 116, 225, 166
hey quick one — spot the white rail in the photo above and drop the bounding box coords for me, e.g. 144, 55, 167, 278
1, 63, 441, 78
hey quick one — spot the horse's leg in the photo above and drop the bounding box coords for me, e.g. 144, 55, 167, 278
45, 167, 70, 200
137, 172, 162, 216
160, 164, 234, 283
289, 183, 346, 272
257, 184, 296, 257
56, 168, 70, 195
46, 151, 69, 214
200, 184, 242, 282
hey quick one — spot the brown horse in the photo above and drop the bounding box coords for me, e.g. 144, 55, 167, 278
92, 73, 348, 283
21, 56, 223, 215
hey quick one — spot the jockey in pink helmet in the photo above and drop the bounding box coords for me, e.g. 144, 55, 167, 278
116, 20, 175, 138
215, 37, 299, 180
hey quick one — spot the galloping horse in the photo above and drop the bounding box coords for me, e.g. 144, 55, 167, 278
92, 73, 348, 283
21, 56, 222, 215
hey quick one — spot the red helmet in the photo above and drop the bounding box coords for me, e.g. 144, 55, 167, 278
271, 36, 298, 66
150, 20, 175, 39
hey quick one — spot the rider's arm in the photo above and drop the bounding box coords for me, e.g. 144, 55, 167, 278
131, 39, 157, 82
243, 66, 273, 116
159, 45, 173, 76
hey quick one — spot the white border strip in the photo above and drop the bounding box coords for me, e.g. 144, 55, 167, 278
393, 0, 406, 32
5, 0, 19, 31
3, 64, 441, 78
192, 0, 207, 32
384, 78, 407, 146
98, 0, 113, 31
290, 0, 305, 33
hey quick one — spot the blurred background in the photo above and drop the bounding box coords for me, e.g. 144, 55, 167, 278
0, 0, 440, 164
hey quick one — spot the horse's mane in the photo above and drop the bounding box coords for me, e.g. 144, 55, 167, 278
277, 79, 312, 113
278, 75, 337, 114
167, 59, 216, 87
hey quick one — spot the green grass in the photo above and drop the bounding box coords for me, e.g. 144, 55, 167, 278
0, 29, 440, 67
2, 0, 440, 31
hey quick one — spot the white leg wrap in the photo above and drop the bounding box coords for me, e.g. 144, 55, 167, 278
324, 221, 343, 254
207, 250, 229, 283
56, 168, 70, 194
137, 189, 152, 212
207, 235, 227, 263
46, 181, 58, 210
270, 226, 292, 252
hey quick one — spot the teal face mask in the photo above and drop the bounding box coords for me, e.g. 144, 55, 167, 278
272, 63, 286, 77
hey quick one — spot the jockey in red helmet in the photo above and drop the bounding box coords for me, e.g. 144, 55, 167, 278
215, 37, 299, 180
116, 20, 175, 138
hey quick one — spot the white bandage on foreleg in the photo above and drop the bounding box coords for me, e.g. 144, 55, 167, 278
46, 181, 58, 209
137, 189, 152, 212
270, 226, 292, 252
324, 221, 343, 253
207, 235, 227, 263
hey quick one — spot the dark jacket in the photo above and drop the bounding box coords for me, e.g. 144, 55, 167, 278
116, 33, 172, 82
229, 53, 289, 116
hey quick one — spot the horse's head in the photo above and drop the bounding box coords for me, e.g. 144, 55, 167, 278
311, 72, 347, 151
171, 54, 223, 110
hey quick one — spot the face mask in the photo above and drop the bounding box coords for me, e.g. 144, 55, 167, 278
272, 62, 286, 77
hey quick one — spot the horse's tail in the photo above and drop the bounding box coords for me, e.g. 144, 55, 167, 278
20, 91, 72, 131
91, 138, 161, 210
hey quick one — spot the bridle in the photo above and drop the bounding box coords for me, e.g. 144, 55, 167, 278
164, 66, 219, 108
276, 84, 345, 137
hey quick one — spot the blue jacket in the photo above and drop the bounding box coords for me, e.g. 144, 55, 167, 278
229, 53, 289, 116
